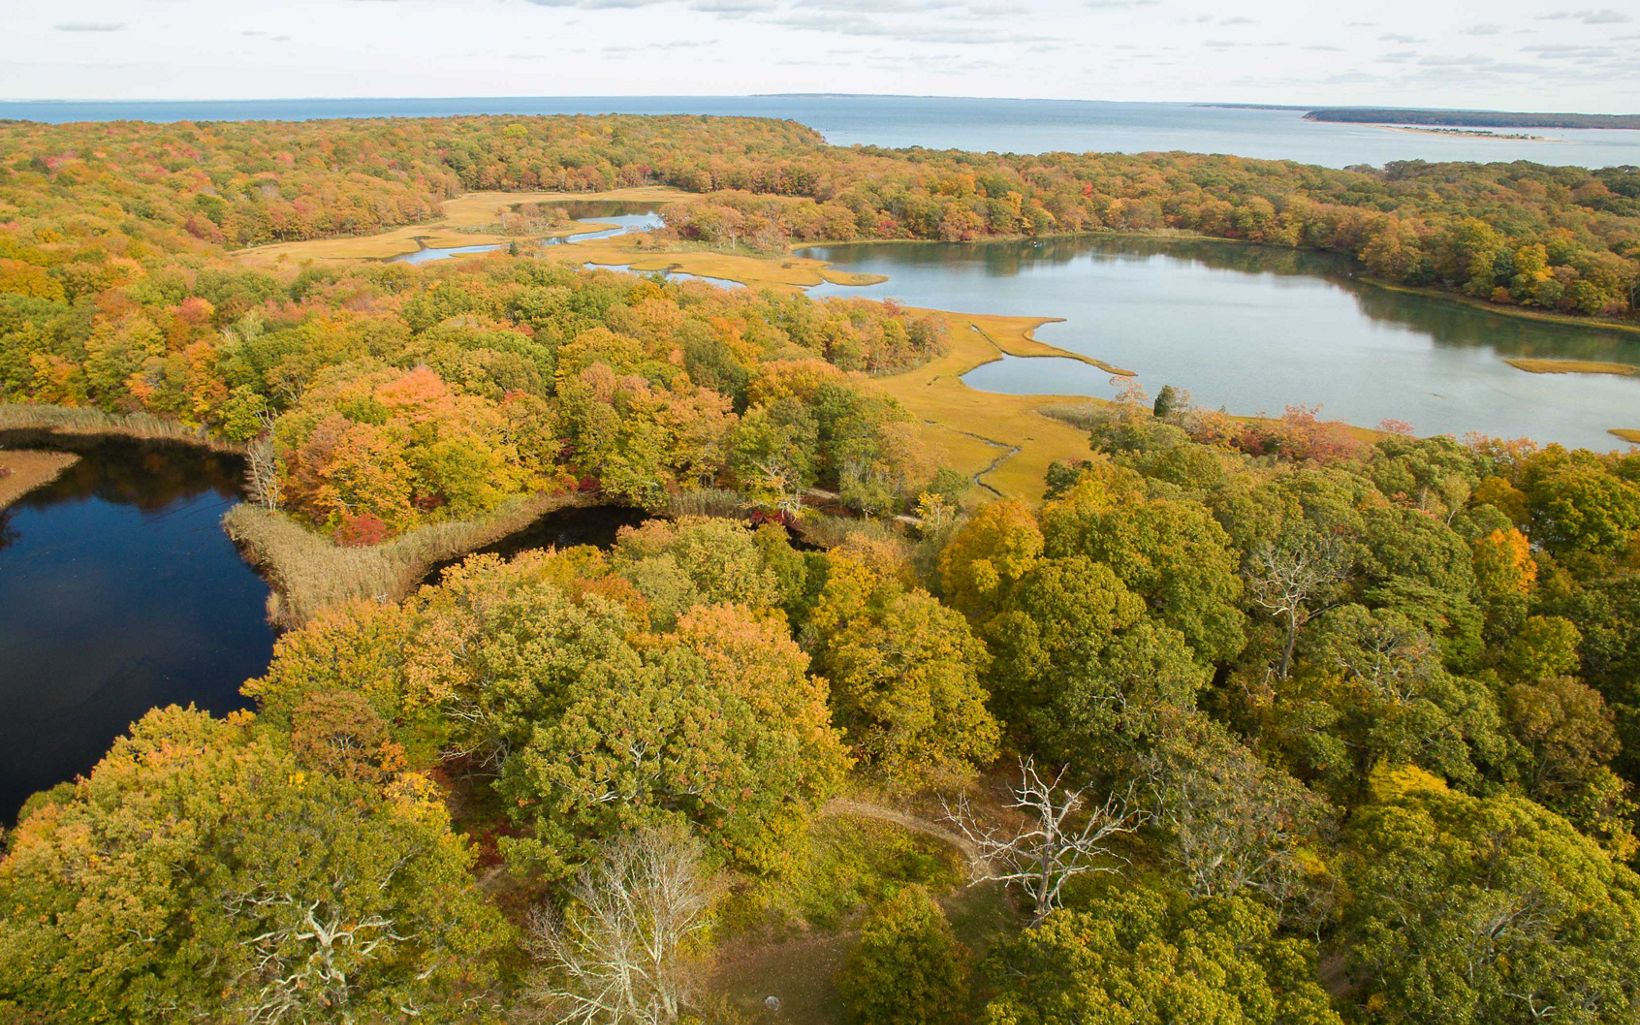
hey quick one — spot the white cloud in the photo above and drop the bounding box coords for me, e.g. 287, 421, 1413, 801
0, 0, 1631, 112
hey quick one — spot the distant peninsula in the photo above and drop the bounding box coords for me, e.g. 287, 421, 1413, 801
1198, 103, 1640, 129
1303, 107, 1640, 130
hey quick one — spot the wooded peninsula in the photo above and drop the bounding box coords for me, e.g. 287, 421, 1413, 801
1305, 108, 1640, 130
2, 114, 1639, 1025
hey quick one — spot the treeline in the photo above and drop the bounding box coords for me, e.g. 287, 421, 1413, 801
5, 393, 1639, 1023
1307, 108, 1640, 130
3, 114, 1638, 318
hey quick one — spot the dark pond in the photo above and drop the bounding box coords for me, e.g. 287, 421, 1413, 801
805, 236, 1640, 451
420, 502, 649, 584
0, 435, 275, 820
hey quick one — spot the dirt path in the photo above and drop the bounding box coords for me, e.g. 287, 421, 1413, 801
820, 797, 983, 870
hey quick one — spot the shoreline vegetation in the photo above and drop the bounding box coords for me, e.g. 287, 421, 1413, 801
0, 404, 245, 453
223, 490, 602, 628
0, 450, 79, 510
237, 195, 1640, 337
1352, 274, 1640, 337
221, 194, 1640, 518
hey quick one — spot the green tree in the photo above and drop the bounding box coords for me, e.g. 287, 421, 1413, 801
1041, 477, 1246, 663
1339, 765, 1640, 1025
805, 553, 999, 791
0, 706, 507, 1025
838, 886, 970, 1025
499, 601, 849, 876
1522, 449, 1640, 556
981, 887, 1341, 1025
609, 515, 793, 627
987, 556, 1208, 765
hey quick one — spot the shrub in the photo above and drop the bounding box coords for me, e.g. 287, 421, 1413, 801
838, 885, 969, 1025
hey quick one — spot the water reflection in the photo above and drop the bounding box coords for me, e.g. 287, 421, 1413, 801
420, 503, 648, 585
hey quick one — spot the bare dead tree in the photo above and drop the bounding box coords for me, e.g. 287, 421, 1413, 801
1244, 530, 1349, 679
244, 413, 282, 511
943, 758, 1142, 924
230, 892, 405, 1024
527, 824, 723, 1025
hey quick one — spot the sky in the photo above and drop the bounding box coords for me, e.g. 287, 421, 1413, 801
4, 0, 1638, 110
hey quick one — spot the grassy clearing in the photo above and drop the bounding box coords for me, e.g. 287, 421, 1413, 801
233, 186, 693, 268
0, 450, 79, 509
1506, 357, 1639, 377
710, 810, 994, 1025
223, 491, 598, 628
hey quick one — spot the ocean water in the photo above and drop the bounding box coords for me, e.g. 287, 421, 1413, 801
5, 95, 1639, 169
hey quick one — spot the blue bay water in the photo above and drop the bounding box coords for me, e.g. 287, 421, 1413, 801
6, 94, 1640, 169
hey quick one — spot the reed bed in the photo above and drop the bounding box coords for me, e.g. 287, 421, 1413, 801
1036, 402, 1104, 431
224, 491, 598, 628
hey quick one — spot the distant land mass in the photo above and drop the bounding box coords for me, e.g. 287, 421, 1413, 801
1303, 108, 1640, 130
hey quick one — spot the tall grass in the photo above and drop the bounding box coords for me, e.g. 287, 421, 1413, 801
1036, 402, 1104, 431
0, 403, 242, 452
666, 487, 746, 519
224, 491, 599, 628
794, 512, 908, 551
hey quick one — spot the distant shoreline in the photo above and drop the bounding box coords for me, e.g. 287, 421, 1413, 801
1197, 103, 1640, 131
1302, 107, 1640, 130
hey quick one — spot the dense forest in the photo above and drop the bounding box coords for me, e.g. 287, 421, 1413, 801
2, 114, 1637, 319
2, 114, 1640, 1024
6, 389, 1640, 1024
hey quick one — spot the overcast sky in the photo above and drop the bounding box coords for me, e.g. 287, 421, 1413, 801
5, 0, 1637, 110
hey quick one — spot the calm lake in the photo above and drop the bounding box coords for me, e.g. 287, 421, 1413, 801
804, 237, 1640, 451
0, 436, 274, 820
8, 95, 1640, 170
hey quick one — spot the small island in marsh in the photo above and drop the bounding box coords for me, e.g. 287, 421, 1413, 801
1506, 357, 1640, 377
